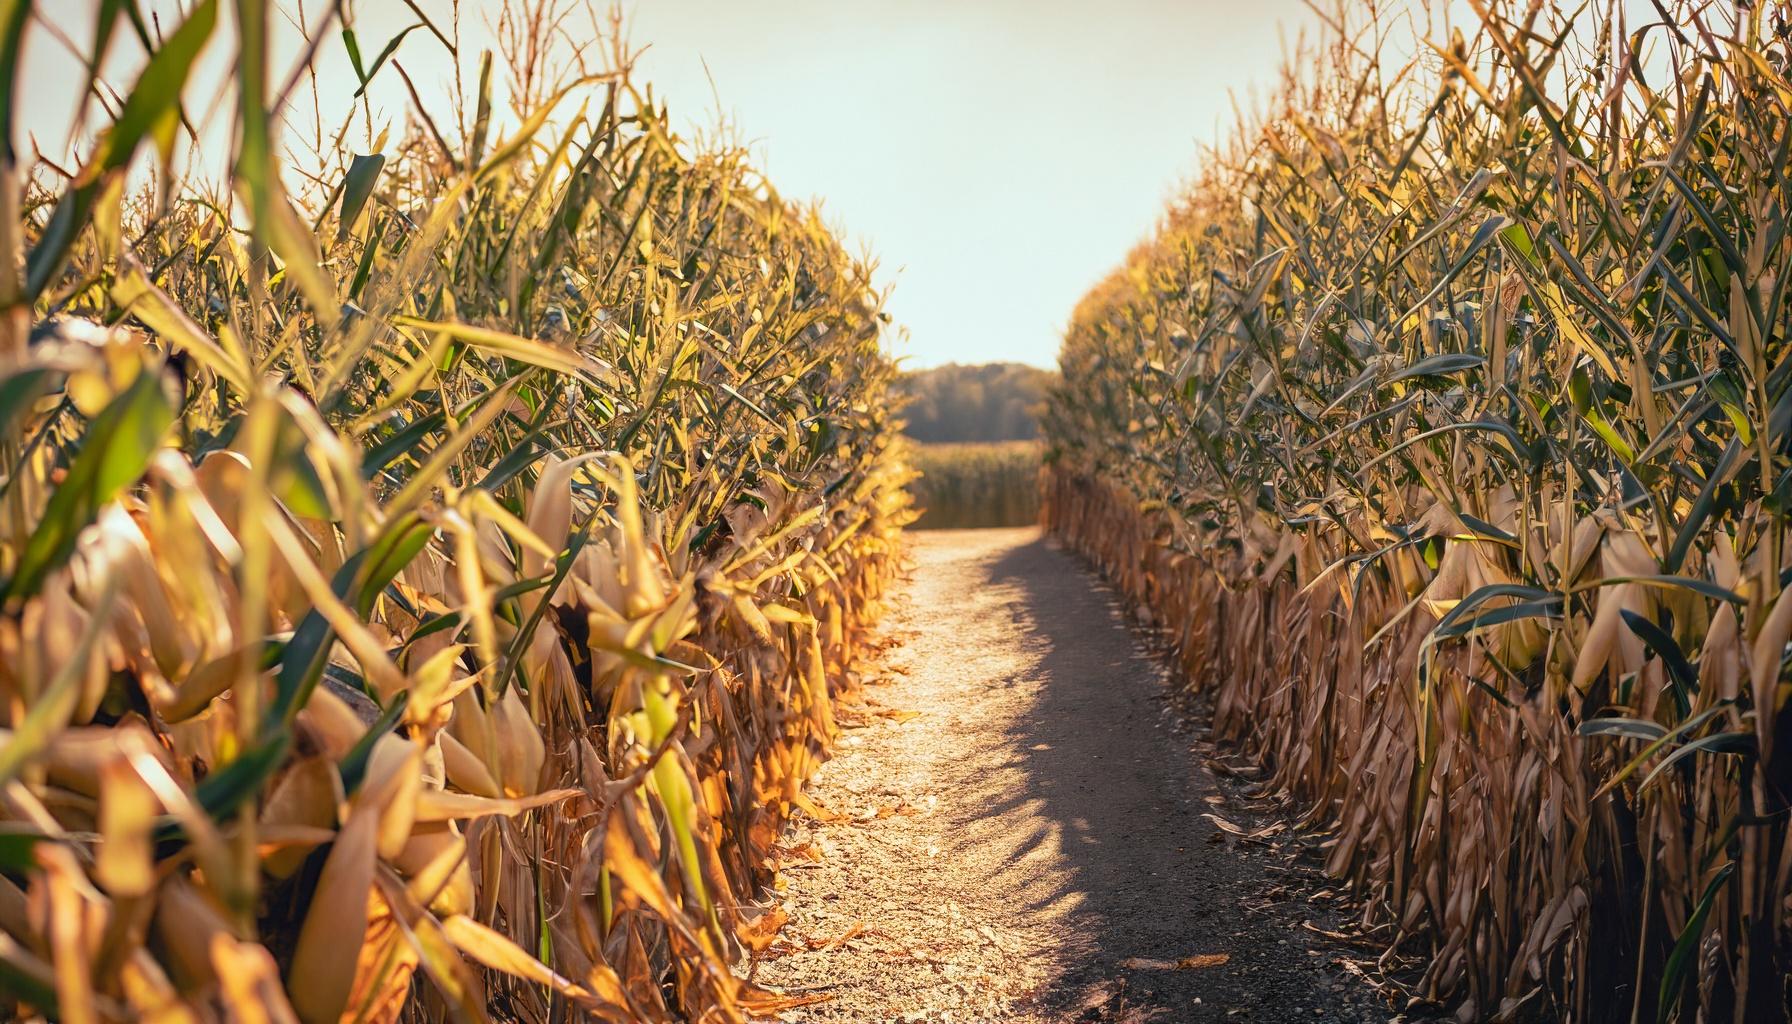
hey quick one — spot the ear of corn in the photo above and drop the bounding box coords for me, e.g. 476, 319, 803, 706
1046, 3, 1792, 1020
0, 6, 909, 1022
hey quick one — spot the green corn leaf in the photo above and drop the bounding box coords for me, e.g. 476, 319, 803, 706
3, 367, 175, 603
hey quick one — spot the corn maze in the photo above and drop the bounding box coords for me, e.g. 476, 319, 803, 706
14, 0, 1792, 1021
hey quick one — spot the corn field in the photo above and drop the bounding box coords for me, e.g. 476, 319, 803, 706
1045, 1, 1792, 1020
0, 3, 909, 1022
905, 441, 1041, 530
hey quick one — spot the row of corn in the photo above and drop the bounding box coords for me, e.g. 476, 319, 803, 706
0, 3, 909, 1021
904, 441, 1041, 530
1045, 2, 1792, 1020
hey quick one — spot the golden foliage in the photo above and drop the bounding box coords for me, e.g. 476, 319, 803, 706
1047, 2, 1792, 1020
0, 5, 909, 1022
906, 441, 1041, 530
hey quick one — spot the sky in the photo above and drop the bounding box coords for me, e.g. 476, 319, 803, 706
24, 0, 1319, 369
626, 1, 1315, 368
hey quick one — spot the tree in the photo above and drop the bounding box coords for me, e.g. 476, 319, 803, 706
897, 362, 1056, 443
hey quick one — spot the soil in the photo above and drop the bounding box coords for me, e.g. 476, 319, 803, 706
747, 528, 1412, 1023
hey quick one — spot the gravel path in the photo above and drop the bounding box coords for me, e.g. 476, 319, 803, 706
749, 528, 1398, 1023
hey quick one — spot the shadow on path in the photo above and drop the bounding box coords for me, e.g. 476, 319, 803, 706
943, 532, 1374, 1022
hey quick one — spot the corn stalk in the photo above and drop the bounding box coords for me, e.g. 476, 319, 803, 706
0, 3, 911, 1021
1046, 2, 1792, 1020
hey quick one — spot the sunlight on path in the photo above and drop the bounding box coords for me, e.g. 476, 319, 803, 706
750, 529, 1388, 1023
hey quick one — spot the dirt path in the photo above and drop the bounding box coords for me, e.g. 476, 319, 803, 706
751, 528, 1394, 1023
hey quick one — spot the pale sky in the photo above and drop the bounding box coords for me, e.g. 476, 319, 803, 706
25, 1, 1317, 369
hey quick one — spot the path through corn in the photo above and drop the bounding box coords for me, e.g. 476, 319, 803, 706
750, 529, 1394, 1023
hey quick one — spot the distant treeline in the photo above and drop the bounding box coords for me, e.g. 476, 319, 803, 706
898, 362, 1055, 442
